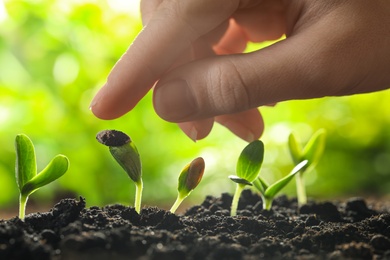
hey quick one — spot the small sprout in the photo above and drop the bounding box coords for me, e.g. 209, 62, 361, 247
253, 160, 308, 210
170, 157, 205, 213
15, 134, 69, 220
288, 129, 326, 206
229, 140, 264, 216
96, 130, 143, 213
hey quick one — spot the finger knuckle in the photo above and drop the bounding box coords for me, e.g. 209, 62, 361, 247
207, 60, 251, 113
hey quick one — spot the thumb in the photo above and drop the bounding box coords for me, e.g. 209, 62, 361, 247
153, 33, 334, 122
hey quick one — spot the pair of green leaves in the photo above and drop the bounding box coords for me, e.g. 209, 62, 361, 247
229, 140, 308, 212
229, 140, 264, 215
288, 129, 326, 205
288, 129, 326, 173
253, 160, 308, 209
15, 134, 69, 220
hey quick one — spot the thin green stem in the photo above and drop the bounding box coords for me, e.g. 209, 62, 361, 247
170, 194, 185, 214
230, 184, 245, 216
262, 196, 273, 210
19, 194, 28, 220
134, 179, 143, 213
296, 171, 307, 206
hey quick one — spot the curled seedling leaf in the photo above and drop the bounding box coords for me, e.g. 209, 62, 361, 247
228, 175, 253, 186
170, 157, 205, 213
229, 140, 264, 216
288, 129, 326, 205
96, 130, 143, 213
289, 129, 326, 172
15, 134, 69, 220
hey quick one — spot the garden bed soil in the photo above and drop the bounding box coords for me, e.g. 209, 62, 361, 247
1, 190, 390, 259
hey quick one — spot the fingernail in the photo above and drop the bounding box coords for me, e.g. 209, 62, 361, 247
154, 80, 197, 120
188, 126, 198, 142
245, 132, 255, 143
89, 84, 106, 110
89, 96, 99, 111
220, 121, 255, 142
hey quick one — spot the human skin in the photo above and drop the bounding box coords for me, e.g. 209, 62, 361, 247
90, 0, 390, 142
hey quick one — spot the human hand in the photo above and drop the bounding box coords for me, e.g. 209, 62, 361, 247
90, 0, 390, 142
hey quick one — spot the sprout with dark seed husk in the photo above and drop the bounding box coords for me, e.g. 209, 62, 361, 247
170, 157, 205, 213
15, 134, 69, 220
96, 130, 143, 213
229, 140, 264, 216
288, 129, 326, 206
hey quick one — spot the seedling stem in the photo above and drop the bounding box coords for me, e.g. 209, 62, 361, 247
230, 183, 246, 217
288, 129, 326, 206
135, 180, 143, 213
19, 195, 28, 220
229, 140, 264, 216
295, 171, 306, 205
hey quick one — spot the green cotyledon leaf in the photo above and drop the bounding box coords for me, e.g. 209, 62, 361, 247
96, 130, 142, 183
264, 160, 308, 199
229, 175, 253, 186
109, 142, 142, 183
21, 154, 69, 197
178, 157, 205, 197
236, 140, 264, 183
288, 132, 303, 165
15, 134, 37, 192
301, 129, 326, 171
252, 176, 268, 195
170, 157, 205, 213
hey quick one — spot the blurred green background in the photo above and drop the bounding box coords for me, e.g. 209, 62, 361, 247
1, 0, 390, 217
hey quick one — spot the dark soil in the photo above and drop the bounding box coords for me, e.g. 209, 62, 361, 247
1, 190, 390, 260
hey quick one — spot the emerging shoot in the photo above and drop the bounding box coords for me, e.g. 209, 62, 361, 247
229, 140, 264, 216
253, 160, 308, 210
170, 157, 205, 213
288, 129, 326, 206
15, 134, 69, 220
96, 130, 143, 213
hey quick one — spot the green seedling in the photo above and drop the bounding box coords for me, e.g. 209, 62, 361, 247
229, 140, 264, 216
288, 129, 326, 206
15, 134, 69, 220
96, 130, 143, 213
170, 157, 205, 213
253, 160, 308, 210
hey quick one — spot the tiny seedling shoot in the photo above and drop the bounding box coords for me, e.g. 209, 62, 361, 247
170, 157, 205, 214
15, 134, 69, 220
229, 140, 264, 216
288, 129, 326, 206
252, 160, 308, 210
96, 130, 143, 213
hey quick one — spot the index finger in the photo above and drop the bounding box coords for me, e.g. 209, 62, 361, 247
90, 0, 239, 119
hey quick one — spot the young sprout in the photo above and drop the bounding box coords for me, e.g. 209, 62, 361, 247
229, 140, 264, 216
288, 129, 326, 206
15, 134, 69, 220
253, 160, 308, 210
96, 130, 143, 213
170, 157, 205, 214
